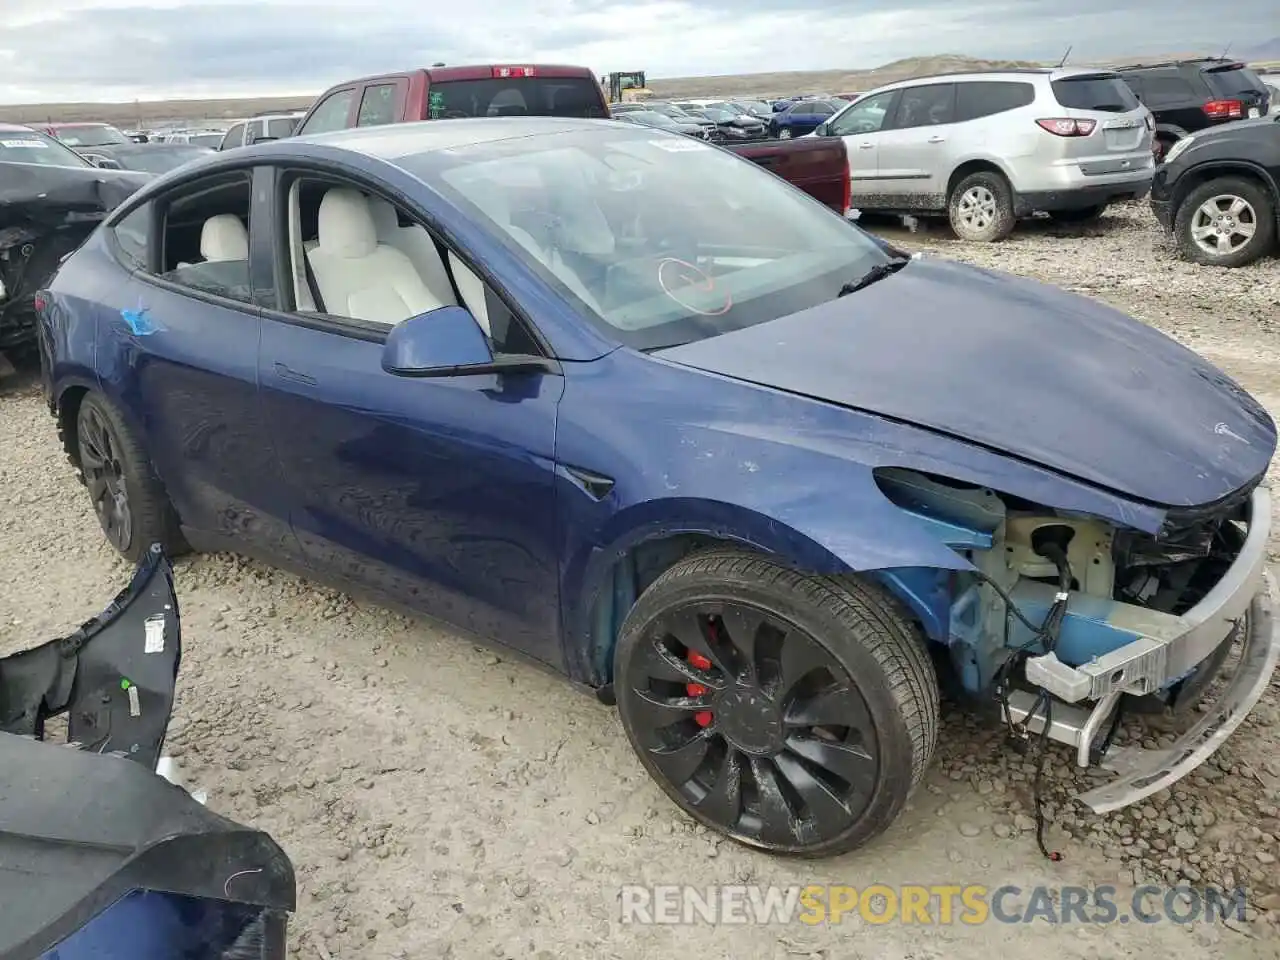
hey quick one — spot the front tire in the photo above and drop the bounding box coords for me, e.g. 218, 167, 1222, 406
777, 126, 792, 139
948, 171, 1015, 242
74, 393, 186, 562
614, 550, 939, 857
1174, 177, 1275, 268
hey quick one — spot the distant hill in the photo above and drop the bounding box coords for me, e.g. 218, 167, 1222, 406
4, 50, 1277, 127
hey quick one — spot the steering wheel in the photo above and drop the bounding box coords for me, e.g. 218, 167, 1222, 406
656, 257, 732, 316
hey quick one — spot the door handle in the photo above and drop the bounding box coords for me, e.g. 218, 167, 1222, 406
274, 362, 317, 386
928, 136, 947, 143
858, 142, 875, 150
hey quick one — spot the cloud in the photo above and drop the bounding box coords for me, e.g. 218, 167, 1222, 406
0, 0, 1271, 103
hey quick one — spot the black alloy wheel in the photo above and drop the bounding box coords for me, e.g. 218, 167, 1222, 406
625, 602, 878, 846
77, 401, 134, 554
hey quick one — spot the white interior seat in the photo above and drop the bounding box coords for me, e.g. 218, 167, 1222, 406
367, 198, 458, 312
200, 214, 248, 262
305, 188, 446, 326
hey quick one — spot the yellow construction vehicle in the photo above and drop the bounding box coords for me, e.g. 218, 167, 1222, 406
605, 71, 654, 104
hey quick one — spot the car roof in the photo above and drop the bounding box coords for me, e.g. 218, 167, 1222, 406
289, 116, 611, 161
321, 63, 598, 89
46, 121, 116, 128
0, 122, 41, 133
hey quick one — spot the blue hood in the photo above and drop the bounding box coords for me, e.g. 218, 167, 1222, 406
656, 257, 1275, 509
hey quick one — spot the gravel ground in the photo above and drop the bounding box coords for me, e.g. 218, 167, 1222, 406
2, 204, 1278, 959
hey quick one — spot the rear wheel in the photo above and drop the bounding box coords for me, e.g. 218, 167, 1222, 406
948, 171, 1015, 242
778, 127, 792, 139
74, 393, 186, 562
1174, 177, 1276, 268
614, 550, 939, 857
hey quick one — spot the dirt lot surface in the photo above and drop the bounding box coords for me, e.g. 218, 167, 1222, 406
2, 205, 1278, 959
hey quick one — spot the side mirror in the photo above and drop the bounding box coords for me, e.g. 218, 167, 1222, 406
88, 155, 122, 170
381, 306, 557, 378
249, 135, 279, 144
814, 122, 829, 136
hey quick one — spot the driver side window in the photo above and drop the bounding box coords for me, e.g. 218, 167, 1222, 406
828, 91, 897, 136
298, 89, 355, 136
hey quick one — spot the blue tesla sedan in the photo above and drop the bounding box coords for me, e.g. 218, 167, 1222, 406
36, 117, 1278, 858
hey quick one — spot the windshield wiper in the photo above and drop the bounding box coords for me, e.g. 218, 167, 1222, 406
838, 257, 910, 297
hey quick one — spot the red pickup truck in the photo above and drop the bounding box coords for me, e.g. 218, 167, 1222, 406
292, 64, 850, 216
293, 64, 609, 137
723, 138, 851, 215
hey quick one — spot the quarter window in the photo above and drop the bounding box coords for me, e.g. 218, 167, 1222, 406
112, 204, 152, 270
298, 89, 355, 135
219, 122, 246, 150
953, 81, 1036, 122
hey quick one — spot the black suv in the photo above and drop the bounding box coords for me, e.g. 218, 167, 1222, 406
1150, 116, 1279, 267
1116, 58, 1271, 158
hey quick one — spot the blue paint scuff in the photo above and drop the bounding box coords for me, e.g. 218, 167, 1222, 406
121, 305, 161, 336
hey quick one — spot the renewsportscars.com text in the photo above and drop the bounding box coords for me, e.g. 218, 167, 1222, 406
619, 884, 1248, 926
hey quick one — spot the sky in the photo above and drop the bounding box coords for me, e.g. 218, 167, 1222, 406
0, 0, 1274, 104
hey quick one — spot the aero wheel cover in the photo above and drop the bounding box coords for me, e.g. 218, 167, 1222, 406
621, 600, 881, 850
77, 404, 133, 553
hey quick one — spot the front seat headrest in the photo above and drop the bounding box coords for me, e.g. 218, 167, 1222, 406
317, 188, 377, 259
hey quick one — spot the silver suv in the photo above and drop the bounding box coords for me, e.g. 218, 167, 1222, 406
816, 69, 1155, 241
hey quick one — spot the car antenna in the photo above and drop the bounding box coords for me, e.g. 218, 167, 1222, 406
1056, 45, 1073, 68
1217, 41, 1232, 60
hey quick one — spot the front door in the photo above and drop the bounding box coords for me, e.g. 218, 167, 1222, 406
828, 90, 900, 203
255, 169, 567, 668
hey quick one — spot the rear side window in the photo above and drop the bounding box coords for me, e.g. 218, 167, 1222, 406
1203, 65, 1267, 97
299, 89, 355, 136
425, 77, 606, 119
953, 81, 1035, 121
892, 84, 955, 128
1051, 75, 1140, 112
358, 83, 399, 126
267, 118, 298, 139
1133, 74, 1198, 105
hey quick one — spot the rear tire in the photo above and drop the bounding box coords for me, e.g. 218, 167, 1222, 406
73, 392, 187, 563
778, 127, 792, 139
614, 550, 939, 857
948, 171, 1015, 242
1174, 177, 1276, 268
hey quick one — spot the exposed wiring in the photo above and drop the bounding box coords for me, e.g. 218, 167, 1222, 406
973, 544, 1071, 863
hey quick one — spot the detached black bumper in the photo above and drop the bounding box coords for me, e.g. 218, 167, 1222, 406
1015, 181, 1152, 216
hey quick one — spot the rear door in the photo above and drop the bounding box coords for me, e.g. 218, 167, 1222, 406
1049, 73, 1153, 174
94, 167, 303, 561
826, 89, 900, 202
874, 83, 956, 208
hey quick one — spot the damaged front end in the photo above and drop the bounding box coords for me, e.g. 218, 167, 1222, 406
0, 544, 295, 960
0, 166, 147, 352
877, 468, 1278, 814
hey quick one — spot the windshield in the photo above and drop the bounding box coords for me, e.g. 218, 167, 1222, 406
114, 145, 212, 173
0, 129, 91, 167
53, 123, 129, 147
699, 107, 735, 122
1203, 65, 1268, 97
407, 127, 889, 350
624, 112, 681, 130
426, 77, 607, 119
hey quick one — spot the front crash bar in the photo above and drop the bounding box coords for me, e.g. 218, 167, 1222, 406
1005, 569, 1278, 814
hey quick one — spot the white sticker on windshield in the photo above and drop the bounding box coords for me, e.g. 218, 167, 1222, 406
144, 613, 166, 653
647, 138, 709, 152
1, 139, 47, 148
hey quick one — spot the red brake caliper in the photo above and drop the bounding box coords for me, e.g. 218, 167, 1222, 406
687, 651, 713, 728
